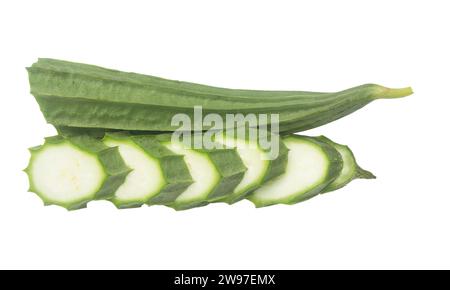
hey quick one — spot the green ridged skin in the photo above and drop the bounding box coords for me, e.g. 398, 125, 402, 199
27, 58, 413, 134
30, 58, 327, 98
103, 133, 193, 208
155, 134, 247, 210
248, 135, 343, 207
56, 126, 165, 138
213, 129, 289, 204
315, 136, 376, 193
24, 135, 130, 210
57, 126, 117, 138
203, 149, 248, 200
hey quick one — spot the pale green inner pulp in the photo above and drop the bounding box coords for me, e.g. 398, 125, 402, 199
29, 142, 106, 205
164, 141, 220, 204
215, 135, 269, 195
250, 138, 329, 204
104, 139, 165, 203
328, 145, 355, 187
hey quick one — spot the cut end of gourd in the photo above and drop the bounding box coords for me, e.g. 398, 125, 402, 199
375, 86, 413, 100
355, 165, 376, 179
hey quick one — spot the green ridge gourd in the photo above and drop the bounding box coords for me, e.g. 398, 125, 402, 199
24, 135, 130, 210
27, 58, 413, 134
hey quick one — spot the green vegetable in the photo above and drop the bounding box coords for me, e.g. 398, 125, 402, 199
157, 134, 247, 210
247, 135, 343, 207
27, 58, 412, 134
316, 136, 376, 193
103, 133, 193, 208
24, 133, 375, 210
213, 129, 288, 204
24, 135, 130, 210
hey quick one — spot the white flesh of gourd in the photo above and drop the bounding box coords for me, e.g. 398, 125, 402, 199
164, 141, 220, 205
104, 139, 165, 204
249, 137, 330, 205
215, 136, 269, 196
29, 142, 105, 205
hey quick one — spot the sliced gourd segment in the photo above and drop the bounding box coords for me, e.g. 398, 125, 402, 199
103, 133, 193, 208
248, 135, 343, 207
315, 136, 376, 193
214, 129, 288, 204
159, 135, 247, 210
24, 135, 130, 210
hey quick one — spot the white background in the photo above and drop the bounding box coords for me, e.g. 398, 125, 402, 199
0, 0, 449, 270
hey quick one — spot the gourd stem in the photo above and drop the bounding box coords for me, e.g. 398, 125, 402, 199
380, 86, 413, 99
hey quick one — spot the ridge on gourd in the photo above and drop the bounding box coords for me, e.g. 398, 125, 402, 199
24, 135, 130, 210
315, 136, 376, 193
213, 128, 289, 204
155, 134, 247, 210
102, 133, 193, 209
56, 126, 166, 138
248, 135, 343, 207
27, 58, 413, 134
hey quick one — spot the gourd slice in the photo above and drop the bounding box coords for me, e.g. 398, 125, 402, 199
214, 130, 288, 204
24, 135, 130, 210
103, 133, 193, 208
248, 135, 342, 207
160, 135, 247, 210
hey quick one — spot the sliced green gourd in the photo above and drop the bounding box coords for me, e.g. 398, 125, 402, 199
103, 133, 193, 208
158, 135, 247, 210
213, 129, 288, 204
24, 135, 130, 210
315, 136, 375, 193
248, 135, 343, 207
